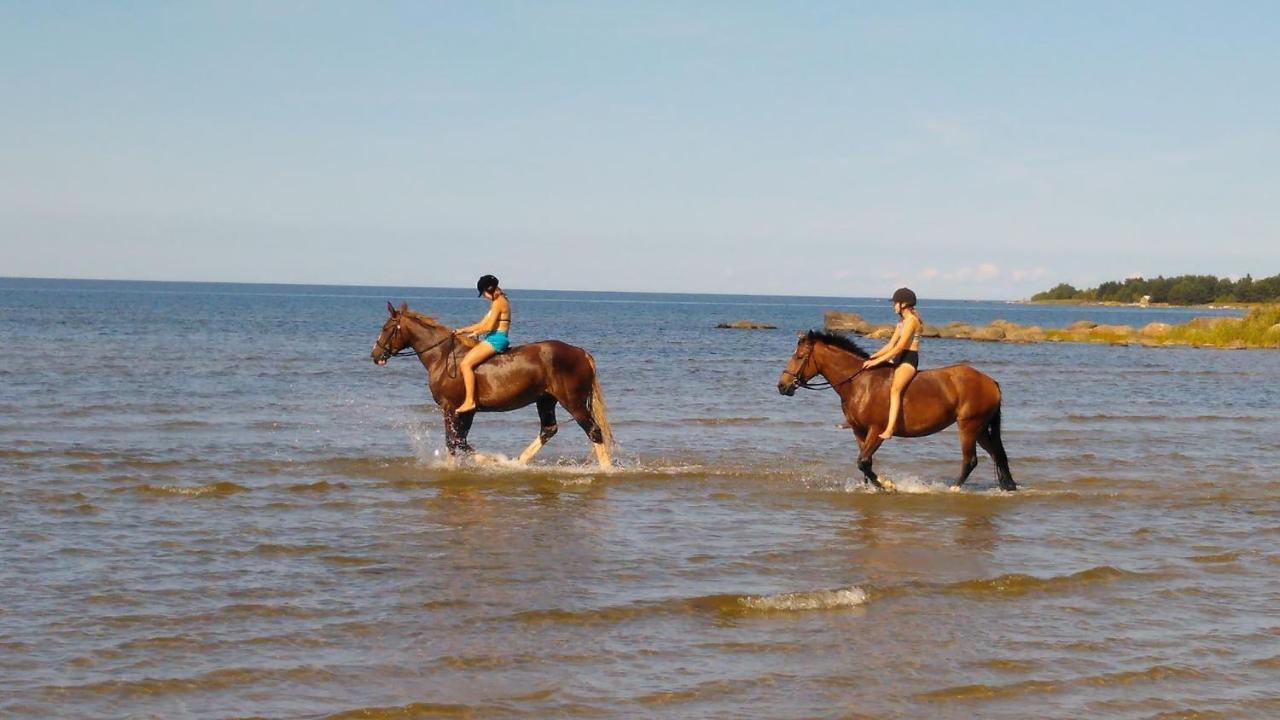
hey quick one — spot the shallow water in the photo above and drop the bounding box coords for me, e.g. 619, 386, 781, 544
2, 278, 1278, 719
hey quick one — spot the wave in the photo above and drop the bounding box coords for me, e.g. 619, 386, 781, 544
802, 473, 1012, 495
321, 702, 499, 719
133, 482, 249, 497
512, 585, 870, 626
241, 543, 332, 557
619, 416, 823, 428
1189, 552, 1241, 564
49, 665, 340, 699
891, 565, 1150, 600
54, 403, 191, 418
736, 587, 868, 611
283, 480, 346, 492
1063, 412, 1269, 423
915, 664, 1208, 702
48, 502, 103, 516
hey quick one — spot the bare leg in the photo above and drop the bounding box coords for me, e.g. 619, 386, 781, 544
456, 342, 497, 414
879, 363, 917, 440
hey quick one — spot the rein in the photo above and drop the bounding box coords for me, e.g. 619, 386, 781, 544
795, 366, 866, 391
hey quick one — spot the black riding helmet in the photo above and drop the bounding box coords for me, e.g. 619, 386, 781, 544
891, 287, 917, 307
477, 274, 500, 297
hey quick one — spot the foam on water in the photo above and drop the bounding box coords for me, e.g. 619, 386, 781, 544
739, 587, 869, 611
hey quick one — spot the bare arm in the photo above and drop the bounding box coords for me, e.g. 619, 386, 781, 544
866, 324, 904, 362
865, 317, 920, 367
456, 304, 501, 335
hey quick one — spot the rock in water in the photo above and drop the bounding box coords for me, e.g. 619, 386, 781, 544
716, 320, 777, 330
824, 311, 874, 334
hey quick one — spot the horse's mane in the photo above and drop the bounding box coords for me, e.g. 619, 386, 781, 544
401, 308, 449, 330
807, 330, 870, 359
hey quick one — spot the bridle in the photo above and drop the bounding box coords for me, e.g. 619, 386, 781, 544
374, 319, 456, 364
782, 341, 867, 391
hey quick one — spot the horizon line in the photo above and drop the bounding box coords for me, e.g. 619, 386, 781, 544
0, 274, 1027, 303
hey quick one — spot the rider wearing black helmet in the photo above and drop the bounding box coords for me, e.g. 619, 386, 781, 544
453, 274, 511, 414
862, 287, 923, 440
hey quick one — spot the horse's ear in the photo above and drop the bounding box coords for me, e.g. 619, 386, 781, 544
387, 301, 398, 316
400, 302, 408, 314
796, 332, 805, 339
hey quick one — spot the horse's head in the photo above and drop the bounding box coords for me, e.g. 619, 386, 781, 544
778, 332, 818, 396
371, 301, 411, 365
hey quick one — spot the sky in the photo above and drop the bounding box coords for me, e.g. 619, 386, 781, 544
2, 2, 1278, 299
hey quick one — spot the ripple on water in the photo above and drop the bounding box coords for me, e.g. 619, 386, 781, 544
914, 664, 1209, 703
47, 666, 341, 700
880, 565, 1160, 601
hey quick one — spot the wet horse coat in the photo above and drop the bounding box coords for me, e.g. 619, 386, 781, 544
778, 331, 1015, 491
372, 303, 613, 467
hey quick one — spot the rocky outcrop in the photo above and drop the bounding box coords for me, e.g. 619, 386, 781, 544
820, 307, 1278, 349
1005, 325, 1047, 342
824, 311, 876, 334
716, 320, 777, 329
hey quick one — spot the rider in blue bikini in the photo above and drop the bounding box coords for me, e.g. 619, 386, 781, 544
453, 274, 511, 414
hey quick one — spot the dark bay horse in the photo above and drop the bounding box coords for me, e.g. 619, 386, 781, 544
372, 302, 614, 468
778, 331, 1015, 491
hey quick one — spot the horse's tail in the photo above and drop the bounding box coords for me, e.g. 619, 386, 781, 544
586, 353, 614, 448
987, 384, 1016, 490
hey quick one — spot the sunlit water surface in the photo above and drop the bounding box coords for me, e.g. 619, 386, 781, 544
2, 279, 1278, 719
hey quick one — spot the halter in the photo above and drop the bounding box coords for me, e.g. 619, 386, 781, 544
782, 341, 867, 391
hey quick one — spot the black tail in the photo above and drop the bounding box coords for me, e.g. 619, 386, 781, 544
987, 402, 1016, 491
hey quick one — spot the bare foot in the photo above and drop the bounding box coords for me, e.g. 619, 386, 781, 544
878, 430, 894, 440
455, 402, 477, 414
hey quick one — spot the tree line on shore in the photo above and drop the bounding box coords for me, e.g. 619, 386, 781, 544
1032, 273, 1280, 305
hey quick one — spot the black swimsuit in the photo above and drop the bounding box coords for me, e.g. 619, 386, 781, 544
893, 319, 921, 368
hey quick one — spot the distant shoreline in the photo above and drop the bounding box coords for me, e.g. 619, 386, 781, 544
1017, 299, 1249, 310
826, 305, 1280, 350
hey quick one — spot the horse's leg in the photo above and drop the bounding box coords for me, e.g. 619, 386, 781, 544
976, 409, 1017, 491
443, 414, 460, 457
563, 397, 611, 469
953, 417, 983, 489
518, 396, 559, 465
452, 411, 476, 455
855, 431, 888, 491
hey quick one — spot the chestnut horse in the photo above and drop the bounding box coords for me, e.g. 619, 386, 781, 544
778, 331, 1015, 491
371, 302, 613, 468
